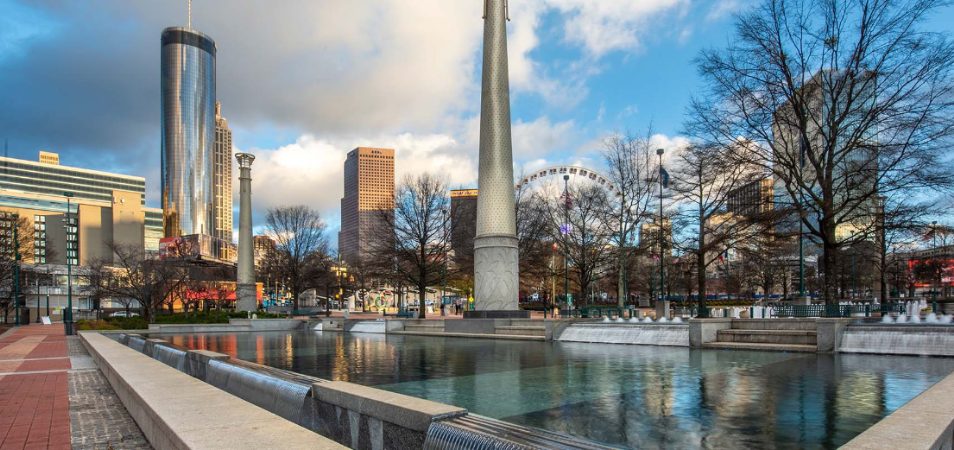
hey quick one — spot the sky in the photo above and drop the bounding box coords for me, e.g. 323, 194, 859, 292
2, 0, 952, 244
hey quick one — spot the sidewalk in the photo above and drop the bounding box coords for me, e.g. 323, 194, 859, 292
0, 324, 71, 450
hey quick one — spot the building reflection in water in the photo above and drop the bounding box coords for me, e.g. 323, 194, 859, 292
160, 331, 954, 449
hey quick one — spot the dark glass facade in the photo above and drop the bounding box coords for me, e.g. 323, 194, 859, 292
161, 27, 216, 237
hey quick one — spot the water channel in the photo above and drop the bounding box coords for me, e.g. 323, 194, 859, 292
162, 331, 954, 449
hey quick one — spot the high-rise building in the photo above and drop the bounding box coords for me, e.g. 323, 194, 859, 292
727, 177, 774, 218
772, 70, 878, 240
450, 189, 478, 264
0, 152, 146, 205
161, 26, 216, 239
338, 147, 394, 266
212, 101, 233, 244
0, 152, 152, 265
253, 235, 276, 270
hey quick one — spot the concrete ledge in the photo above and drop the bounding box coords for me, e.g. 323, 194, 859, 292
312, 381, 467, 432
389, 331, 546, 341
689, 318, 733, 347
79, 332, 344, 450
839, 325, 954, 357
147, 323, 251, 333
816, 318, 851, 352
229, 318, 306, 331
842, 370, 954, 450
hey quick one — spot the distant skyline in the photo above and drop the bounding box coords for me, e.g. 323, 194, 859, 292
2, 0, 952, 240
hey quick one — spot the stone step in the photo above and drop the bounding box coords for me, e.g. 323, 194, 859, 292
495, 326, 545, 336
730, 319, 818, 331
404, 325, 445, 333
401, 320, 445, 327
717, 329, 817, 345
702, 342, 817, 353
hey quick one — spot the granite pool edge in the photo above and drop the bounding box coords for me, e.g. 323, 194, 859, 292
84, 331, 612, 450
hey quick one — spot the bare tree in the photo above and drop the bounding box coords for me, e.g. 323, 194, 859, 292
263, 206, 331, 311
688, 0, 954, 303
371, 174, 450, 319
515, 183, 552, 300
670, 143, 766, 315
544, 184, 614, 307
0, 215, 35, 323
85, 243, 189, 323
601, 131, 659, 307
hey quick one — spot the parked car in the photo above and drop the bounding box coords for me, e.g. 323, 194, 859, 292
109, 311, 140, 317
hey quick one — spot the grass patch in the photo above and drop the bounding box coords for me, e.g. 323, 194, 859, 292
76, 310, 286, 330
76, 316, 148, 331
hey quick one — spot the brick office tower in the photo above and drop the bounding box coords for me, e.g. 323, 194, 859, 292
338, 147, 395, 266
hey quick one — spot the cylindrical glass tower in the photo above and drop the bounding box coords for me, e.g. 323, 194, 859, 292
161, 27, 216, 237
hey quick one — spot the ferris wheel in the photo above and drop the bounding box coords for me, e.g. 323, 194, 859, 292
516, 165, 620, 196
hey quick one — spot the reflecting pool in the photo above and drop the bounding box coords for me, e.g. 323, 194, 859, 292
163, 331, 954, 449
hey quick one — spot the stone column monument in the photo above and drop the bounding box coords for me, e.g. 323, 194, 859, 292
467, 0, 527, 319
235, 153, 257, 312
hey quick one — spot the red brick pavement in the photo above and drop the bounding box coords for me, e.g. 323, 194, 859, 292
0, 324, 71, 450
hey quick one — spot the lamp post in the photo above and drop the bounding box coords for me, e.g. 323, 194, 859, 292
35, 277, 40, 323
63, 192, 74, 335
46, 265, 51, 317
563, 174, 571, 311
441, 208, 448, 316
656, 148, 665, 307
932, 220, 938, 302
13, 214, 21, 326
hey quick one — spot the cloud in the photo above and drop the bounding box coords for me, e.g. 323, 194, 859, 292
1, 0, 699, 226
512, 117, 576, 160
706, 0, 745, 22
545, 0, 689, 57
241, 127, 480, 225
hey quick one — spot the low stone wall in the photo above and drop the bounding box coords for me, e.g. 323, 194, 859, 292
556, 323, 689, 346
839, 325, 954, 357
688, 318, 733, 347
79, 332, 344, 449
146, 318, 306, 334
842, 370, 954, 450
345, 320, 388, 334
230, 318, 307, 331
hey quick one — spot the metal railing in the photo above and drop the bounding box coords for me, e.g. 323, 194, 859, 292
768, 304, 871, 318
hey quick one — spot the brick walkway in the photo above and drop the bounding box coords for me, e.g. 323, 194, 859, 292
66, 337, 149, 449
0, 324, 71, 450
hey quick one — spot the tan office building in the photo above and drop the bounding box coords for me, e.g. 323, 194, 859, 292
0, 152, 153, 265
338, 147, 394, 266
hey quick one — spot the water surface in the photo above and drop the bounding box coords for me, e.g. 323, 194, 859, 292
163, 331, 954, 449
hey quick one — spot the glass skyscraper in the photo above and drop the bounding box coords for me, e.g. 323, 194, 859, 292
161, 27, 216, 238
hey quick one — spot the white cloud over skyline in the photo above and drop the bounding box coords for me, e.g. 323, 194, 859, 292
0, 0, 732, 244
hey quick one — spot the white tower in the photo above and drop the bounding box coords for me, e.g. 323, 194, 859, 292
470, 0, 524, 318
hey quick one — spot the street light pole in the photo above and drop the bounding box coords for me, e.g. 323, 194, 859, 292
656, 148, 665, 306
35, 277, 40, 323
441, 208, 447, 316
63, 192, 74, 336
563, 174, 571, 311
932, 220, 938, 303
13, 214, 21, 326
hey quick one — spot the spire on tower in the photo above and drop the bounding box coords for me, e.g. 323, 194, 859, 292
187, 0, 192, 29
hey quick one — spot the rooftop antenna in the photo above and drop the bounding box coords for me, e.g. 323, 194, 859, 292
187, 0, 192, 29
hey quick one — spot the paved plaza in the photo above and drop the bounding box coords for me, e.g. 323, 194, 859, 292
0, 324, 149, 450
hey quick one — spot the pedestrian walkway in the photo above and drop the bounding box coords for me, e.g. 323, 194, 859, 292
0, 324, 71, 450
